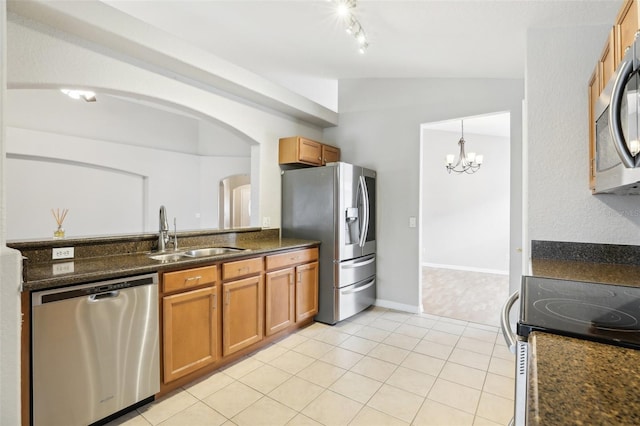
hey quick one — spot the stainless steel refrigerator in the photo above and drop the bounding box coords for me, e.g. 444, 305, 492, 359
282, 162, 376, 324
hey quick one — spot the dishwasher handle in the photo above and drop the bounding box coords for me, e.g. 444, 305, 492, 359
500, 291, 519, 353
88, 291, 120, 302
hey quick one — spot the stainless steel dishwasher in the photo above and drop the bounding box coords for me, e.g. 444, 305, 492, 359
32, 273, 160, 426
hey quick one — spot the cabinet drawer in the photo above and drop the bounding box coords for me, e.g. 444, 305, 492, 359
163, 265, 217, 293
266, 248, 318, 271
222, 257, 263, 280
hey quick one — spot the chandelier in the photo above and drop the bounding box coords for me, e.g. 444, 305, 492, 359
445, 120, 483, 174
331, 0, 369, 54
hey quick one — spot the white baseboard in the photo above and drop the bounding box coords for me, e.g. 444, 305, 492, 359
374, 299, 422, 314
422, 262, 508, 276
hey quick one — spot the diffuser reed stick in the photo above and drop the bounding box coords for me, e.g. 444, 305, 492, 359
52, 208, 69, 238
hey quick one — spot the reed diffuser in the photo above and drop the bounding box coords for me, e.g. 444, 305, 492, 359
52, 208, 69, 239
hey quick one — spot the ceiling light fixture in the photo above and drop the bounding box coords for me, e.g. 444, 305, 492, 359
61, 89, 96, 102
330, 0, 369, 54
445, 120, 484, 174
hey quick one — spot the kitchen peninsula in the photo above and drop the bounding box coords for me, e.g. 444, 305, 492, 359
11, 227, 320, 426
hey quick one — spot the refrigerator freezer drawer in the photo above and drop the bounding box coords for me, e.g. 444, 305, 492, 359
337, 254, 376, 288
337, 277, 376, 321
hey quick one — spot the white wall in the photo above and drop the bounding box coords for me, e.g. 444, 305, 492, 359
5, 88, 253, 239
422, 128, 510, 273
324, 78, 523, 312
525, 25, 640, 249
7, 17, 323, 232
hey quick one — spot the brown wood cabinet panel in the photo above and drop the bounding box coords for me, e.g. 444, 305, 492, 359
588, 67, 599, 193
296, 261, 319, 322
600, 28, 616, 89
322, 144, 341, 165
616, 0, 639, 63
265, 248, 319, 271
265, 268, 295, 336
222, 257, 263, 280
223, 275, 264, 356
163, 265, 217, 293
163, 286, 218, 383
279, 136, 322, 166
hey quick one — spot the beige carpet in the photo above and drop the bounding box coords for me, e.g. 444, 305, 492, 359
421, 266, 509, 327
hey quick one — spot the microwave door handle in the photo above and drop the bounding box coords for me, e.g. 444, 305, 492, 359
358, 175, 369, 247
609, 58, 636, 168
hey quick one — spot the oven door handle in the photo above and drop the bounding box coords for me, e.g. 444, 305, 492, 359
500, 291, 519, 354
609, 58, 638, 168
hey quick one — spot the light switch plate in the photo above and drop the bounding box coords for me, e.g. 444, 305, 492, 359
409, 217, 417, 228
52, 247, 74, 260
262, 216, 271, 228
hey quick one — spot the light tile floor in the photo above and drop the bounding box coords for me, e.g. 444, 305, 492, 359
108, 307, 515, 426
422, 267, 510, 327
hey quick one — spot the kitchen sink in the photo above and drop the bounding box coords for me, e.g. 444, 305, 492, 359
148, 252, 185, 262
148, 247, 245, 262
182, 247, 245, 257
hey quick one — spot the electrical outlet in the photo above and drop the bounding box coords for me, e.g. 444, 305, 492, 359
52, 262, 75, 275
262, 216, 271, 228
52, 247, 74, 260
409, 217, 417, 228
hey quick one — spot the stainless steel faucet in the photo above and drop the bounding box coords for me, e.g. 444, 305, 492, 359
158, 205, 170, 252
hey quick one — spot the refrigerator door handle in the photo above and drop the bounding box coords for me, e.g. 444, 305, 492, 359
358, 175, 370, 248
342, 256, 375, 268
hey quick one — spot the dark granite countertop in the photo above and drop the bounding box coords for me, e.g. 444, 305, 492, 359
531, 258, 640, 287
527, 332, 640, 425
15, 230, 319, 292
526, 240, 640, 425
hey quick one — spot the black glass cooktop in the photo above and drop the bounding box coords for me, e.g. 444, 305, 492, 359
517, 276, 640, 349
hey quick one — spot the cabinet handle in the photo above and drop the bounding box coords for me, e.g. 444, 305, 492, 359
213, 293, 217, 309
237, 266, 249, 274
184, 275, 201, 283
289, 274, 294, 286
290, 255, 300, 261
225, 291, 230, 305
297, 272, 302, 283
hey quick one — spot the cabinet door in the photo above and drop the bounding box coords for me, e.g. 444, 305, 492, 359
322, 145, 341, 165
296, 261, 319, 322
163, 286, 218, 383
223, 275, 264, 356
616, 0, 639, 63
265, 268, 295, 336
298, 137, 322, 165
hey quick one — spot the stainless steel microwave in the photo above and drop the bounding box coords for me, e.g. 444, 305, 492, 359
594, 36, 640, 194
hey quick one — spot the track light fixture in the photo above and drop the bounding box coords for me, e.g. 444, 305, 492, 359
330, 0, 369, 54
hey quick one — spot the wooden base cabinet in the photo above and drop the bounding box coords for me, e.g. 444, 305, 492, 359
296, 261, 319, 322
163, 285, 219, 383
265, 248, 319, 336
223, 275, 264, 356
265, 269, 295, 336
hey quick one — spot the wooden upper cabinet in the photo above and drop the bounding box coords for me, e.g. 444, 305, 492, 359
616, 0, 639, 63
279, 136, 340, 167
600, 28, 617, 90
322, 145, 340, 165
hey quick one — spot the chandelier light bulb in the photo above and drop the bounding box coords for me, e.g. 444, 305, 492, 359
356, 31, 367, 45
336, 2, 350, 17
